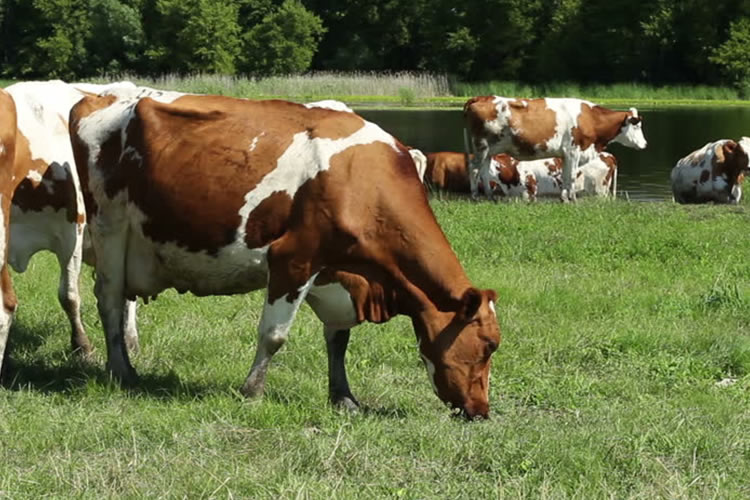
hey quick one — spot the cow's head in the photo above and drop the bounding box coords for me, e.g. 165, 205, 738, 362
415, 288, 500, 419
613, 108, 647, 150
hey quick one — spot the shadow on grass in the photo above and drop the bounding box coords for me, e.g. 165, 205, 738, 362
1, 323, 222, 400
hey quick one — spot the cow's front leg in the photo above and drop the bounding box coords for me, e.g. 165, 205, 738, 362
56, 233, 92, 357
241, 274, 315, 398
325, 326, 359, 410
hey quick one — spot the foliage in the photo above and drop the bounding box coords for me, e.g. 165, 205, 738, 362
240, 0, 325, 75
0, 1, 750, 87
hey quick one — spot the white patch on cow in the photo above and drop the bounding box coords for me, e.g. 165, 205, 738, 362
0, 143, 5, 156
248, 132, 265, 152
612, 108, 647, 150
304, 100, 354, 113
488, 300, 495, 315
408, 148, 427, 181
25, 170, 43, 184
417, 337, 439, 396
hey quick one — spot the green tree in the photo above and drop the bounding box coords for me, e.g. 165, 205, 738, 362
710, 17, 750, 90
240, 0, 325, 75
145, 0, 241, 74
87, 0, 145, 74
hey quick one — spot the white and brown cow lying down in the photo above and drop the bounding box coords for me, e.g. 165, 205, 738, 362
423, 150, 617, 200
69, 90, 501, 418
671, 138, 750, 204
487, 152, 618, 201
2, 80, 140, 366
463, 96, 646, 201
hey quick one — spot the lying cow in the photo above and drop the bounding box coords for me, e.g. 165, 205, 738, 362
4, 80, 140, 360
464, 96, 646, 201
671, 138, 750, 204
69, 90, 501, 418
488, 152, 618, 201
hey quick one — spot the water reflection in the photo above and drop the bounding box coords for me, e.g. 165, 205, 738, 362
358, 107, 750, 201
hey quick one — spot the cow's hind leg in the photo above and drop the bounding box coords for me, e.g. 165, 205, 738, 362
123, 299, 139, 354
56, 235, 92, 357
90, 220, 135, 383
241, 275, 314, 399
325, 326, 359, 410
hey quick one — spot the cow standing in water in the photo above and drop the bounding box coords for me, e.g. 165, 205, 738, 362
69, 91, 501, 418
3, 80, 140, 362
463, 96, 646, 202
671, 138, 750, 204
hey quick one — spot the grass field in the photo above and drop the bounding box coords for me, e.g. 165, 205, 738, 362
1, 198, 749, 498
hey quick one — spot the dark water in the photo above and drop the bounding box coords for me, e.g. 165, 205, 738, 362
358, 107, 750, 201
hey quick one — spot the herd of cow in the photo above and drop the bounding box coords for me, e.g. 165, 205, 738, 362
0, 81, 747, 420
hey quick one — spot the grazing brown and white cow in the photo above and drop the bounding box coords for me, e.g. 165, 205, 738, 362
69, 91, 501, 418
463, 96, 646, 201
487, 152, 618, 201
671, 138, 750, 204
0, 90, 21, 373
4, 80, 139, 359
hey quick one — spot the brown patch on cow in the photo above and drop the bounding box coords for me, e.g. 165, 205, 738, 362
525, 174, 537, 198
494, 154, 521, 186
1, 265, 17, 314
545, 158, 562, 173
508, 99, 556, 155
699, 170, 710, 184
244, 191, 293, 248
571, 104, 629, 152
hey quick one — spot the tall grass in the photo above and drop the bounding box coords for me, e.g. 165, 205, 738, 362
77, 72, 747, 106
1, 199, 749, 497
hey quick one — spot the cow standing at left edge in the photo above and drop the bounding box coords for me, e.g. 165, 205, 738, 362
463, 96, 647, 202
69, 90, 501, 419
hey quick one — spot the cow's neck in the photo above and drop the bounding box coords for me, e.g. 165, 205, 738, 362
365, 196, 473, 340
592, 108, 627, 150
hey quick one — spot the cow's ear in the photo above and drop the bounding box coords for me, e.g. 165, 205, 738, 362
458, 288, 483, 321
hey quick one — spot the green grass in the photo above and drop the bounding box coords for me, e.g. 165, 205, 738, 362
2, 198, 750, 497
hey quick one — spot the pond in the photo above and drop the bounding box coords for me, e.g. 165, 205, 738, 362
358, 107, 750, 202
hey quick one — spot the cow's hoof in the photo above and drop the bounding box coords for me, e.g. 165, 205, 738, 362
331, 394, 360, 412
71, 339, 93, 359
240, 380, 264, 399
106, 362, 138, 386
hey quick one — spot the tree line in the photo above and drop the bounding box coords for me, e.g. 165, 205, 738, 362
1, 0, 749, 90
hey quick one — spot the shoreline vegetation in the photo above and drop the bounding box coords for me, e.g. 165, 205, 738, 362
4, 72, 750, 109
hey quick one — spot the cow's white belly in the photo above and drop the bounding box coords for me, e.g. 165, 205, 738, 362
124, 224, 269, 299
